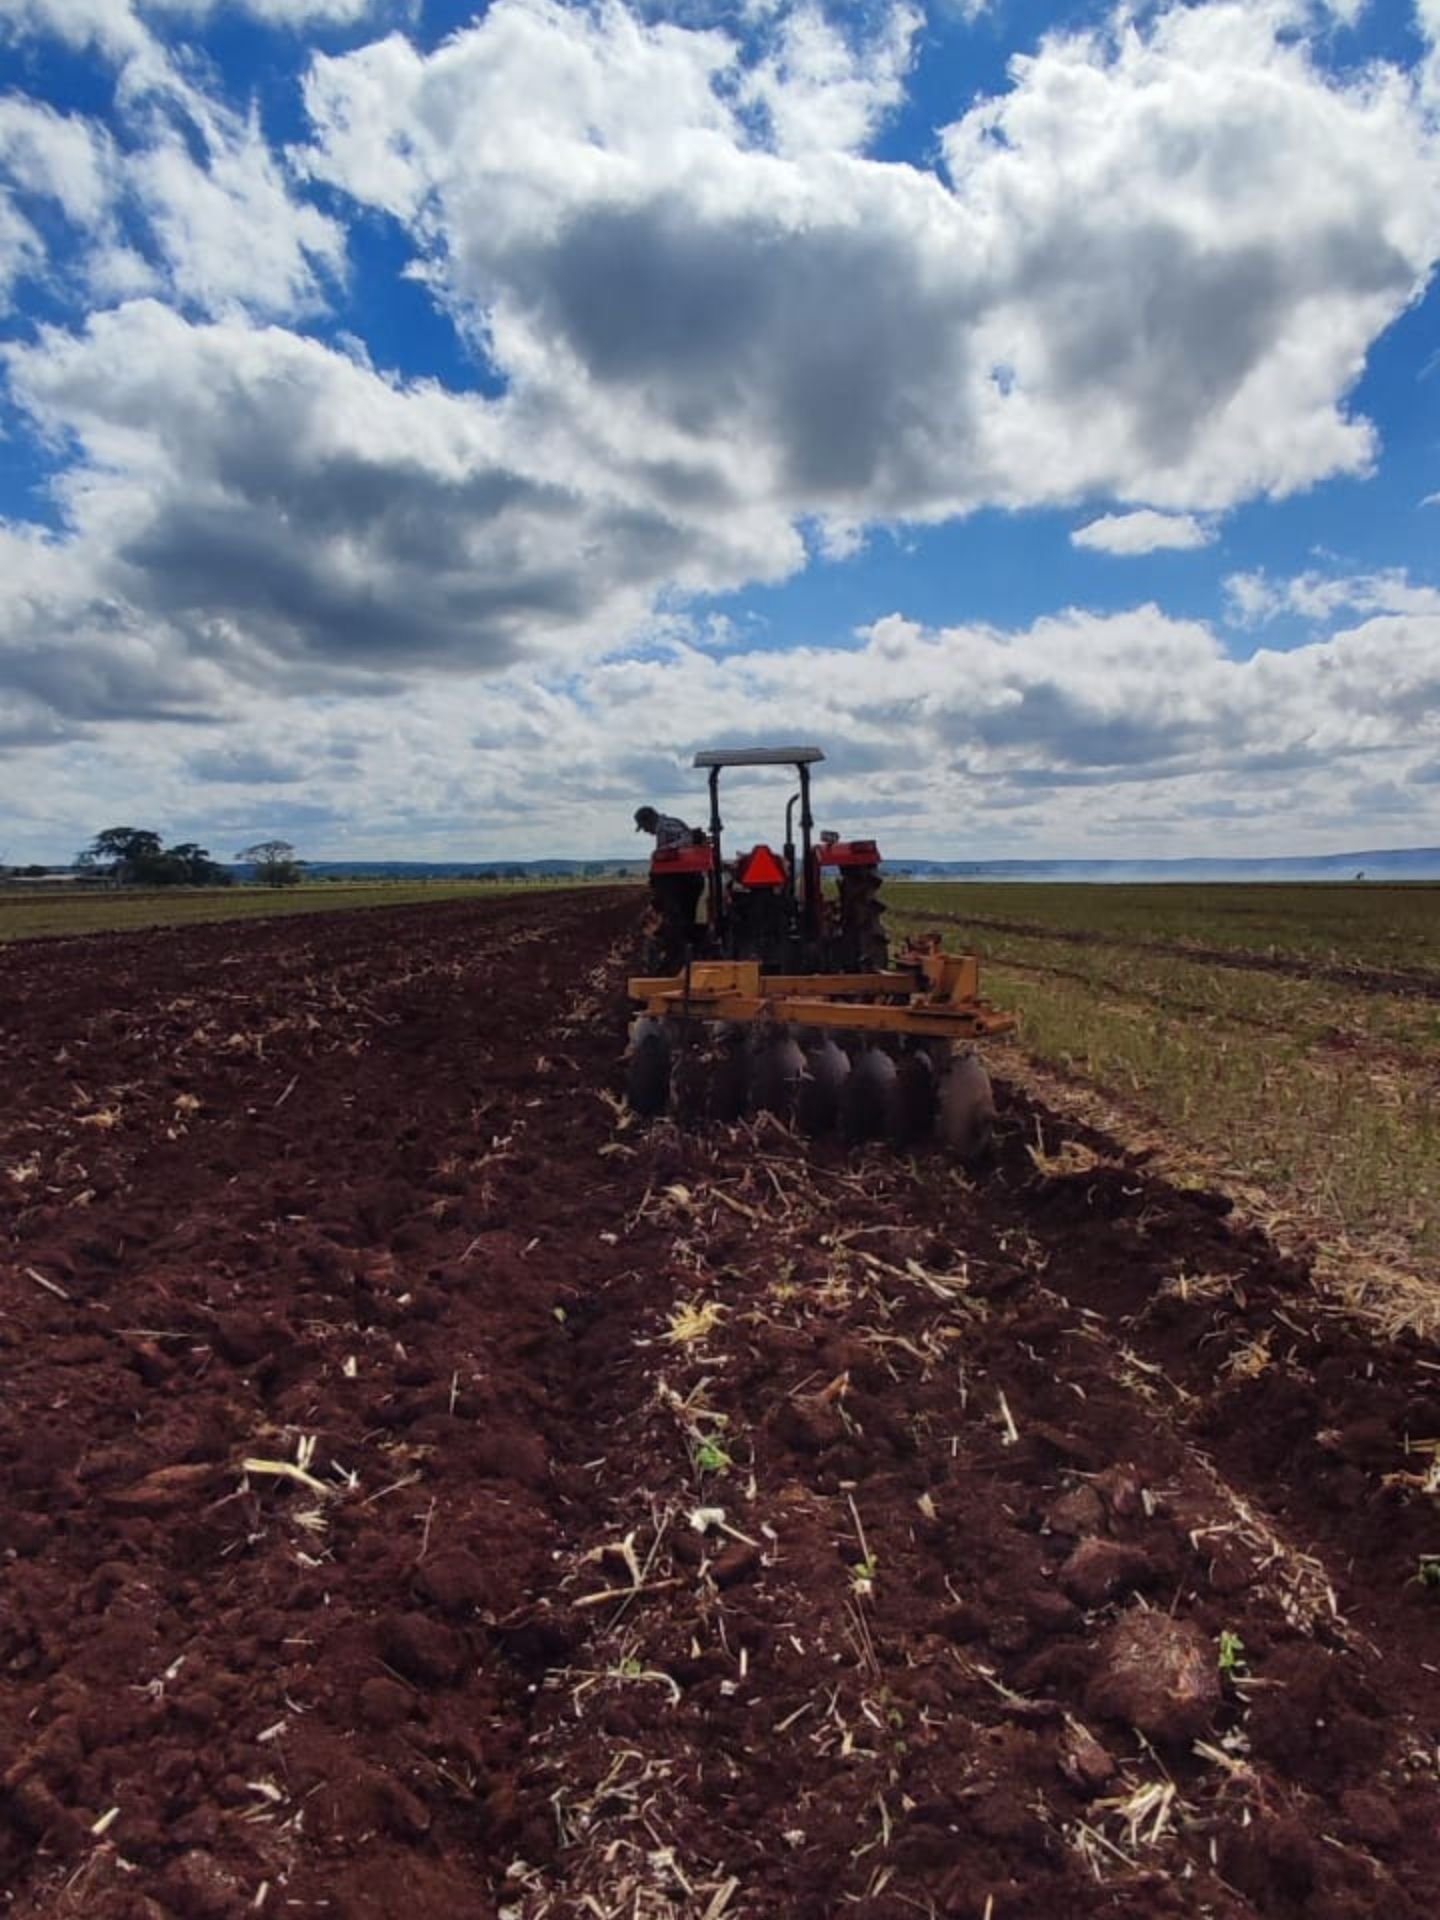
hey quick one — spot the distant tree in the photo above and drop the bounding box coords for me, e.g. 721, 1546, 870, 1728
169, 843, 232, 887
237, 839, 304, 886
80, 827, 165, 883
79, 828, 234, 887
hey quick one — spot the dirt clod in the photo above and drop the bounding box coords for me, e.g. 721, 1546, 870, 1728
1091, 1465, 1148, 1518
712, 1541, 761, 1588
414, 1546, 495, 1617
1340, 1786, 1403, 1849
377, 1775, 432, 1840
1059, 1538, 1156, 1607
1045, 1484, 1105, 1538
1086, 1608, 1220, 1744
1058, 1724, 1116, 1795
358, 1677, 414, 1730
378, 1610, 466, 1686
158, 1849, 243, 1920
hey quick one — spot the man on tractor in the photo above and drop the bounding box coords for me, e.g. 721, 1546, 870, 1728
634, 805, 692, 853
635, 804, 706, 970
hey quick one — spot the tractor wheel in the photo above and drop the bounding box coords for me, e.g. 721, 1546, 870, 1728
839, 868, 889, 972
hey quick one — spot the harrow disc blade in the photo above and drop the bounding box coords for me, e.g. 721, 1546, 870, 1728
750, 1028, 805, 1120
670, 1041, 711, 1124
886, 1050, 936, 1150
667, 1023, 749, 1123
624, 1017, 672, 1116
797, 1035, 849, 1135
841, 1046, 897, 1144
709, 1029, 751, 1122
938, 1050, 997, 1162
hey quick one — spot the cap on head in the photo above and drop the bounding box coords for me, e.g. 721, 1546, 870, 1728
634, 806, 658, 832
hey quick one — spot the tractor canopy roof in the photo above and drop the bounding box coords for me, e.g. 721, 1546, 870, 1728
692, 746, 825, 768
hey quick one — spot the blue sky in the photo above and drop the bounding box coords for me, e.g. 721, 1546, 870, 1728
1, 0, 1438, 861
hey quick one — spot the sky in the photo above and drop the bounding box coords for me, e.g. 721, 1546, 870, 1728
0, 0, 1438, 864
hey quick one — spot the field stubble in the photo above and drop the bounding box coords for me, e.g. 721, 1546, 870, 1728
888, 883, 1440, 1275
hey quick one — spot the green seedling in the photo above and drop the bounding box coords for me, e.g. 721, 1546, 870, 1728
850, 1553, 880, 1595
695, 1439, 733, 1475
1217, 1629, 1247, 1676
1416, 1555, 1440, 1590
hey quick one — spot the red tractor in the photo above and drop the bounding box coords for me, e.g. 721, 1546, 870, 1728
644, 745, 887, 975
629, 746, 1013, 1156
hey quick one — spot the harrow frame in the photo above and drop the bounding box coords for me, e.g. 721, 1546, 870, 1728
627, 944, 1016, 1043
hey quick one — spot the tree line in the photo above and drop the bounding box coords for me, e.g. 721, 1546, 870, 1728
77, 829, 303, 887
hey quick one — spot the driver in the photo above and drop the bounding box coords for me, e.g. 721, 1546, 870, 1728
635, 806, 705, 969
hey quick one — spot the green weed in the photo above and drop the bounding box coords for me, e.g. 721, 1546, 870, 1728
694, 1439, 733, 1475
1217, 1629, 1247, 1675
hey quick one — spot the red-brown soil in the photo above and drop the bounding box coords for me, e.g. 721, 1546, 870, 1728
4, 889, 1440, 1919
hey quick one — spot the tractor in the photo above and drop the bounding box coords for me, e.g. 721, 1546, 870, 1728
626, 746, 1013, 1157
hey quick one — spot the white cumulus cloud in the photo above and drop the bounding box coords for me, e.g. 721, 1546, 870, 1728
303, 0, 1440, 528
738, 2, 922, 156
0, 98, 118, 308
128, 113, 345, 316
5, 0, 381, 52
1224, 566, 1440, 626
7, 593, 1439, 861
1, 297, 800, 730
0, 97, 115, 226
1071, 510, 1215, 555
0, 194, 44, 309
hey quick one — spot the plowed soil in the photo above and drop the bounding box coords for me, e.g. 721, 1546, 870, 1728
4, 889, 1440, 1920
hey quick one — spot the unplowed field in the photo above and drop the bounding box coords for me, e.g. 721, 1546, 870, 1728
4, 889, 1440, 1920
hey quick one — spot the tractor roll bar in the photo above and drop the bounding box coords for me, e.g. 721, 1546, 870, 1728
698, 746, 822, 943
707, 763, 724, 936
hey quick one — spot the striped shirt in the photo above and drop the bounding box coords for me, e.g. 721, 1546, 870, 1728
653, 813, 691, 851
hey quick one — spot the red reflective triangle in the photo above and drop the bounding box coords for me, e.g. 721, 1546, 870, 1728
739, 845, 786, 888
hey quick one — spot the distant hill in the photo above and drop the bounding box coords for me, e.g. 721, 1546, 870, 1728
888, 847, 1440, 883
20, 851, 1429, 886
221, 848, 1440, 884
